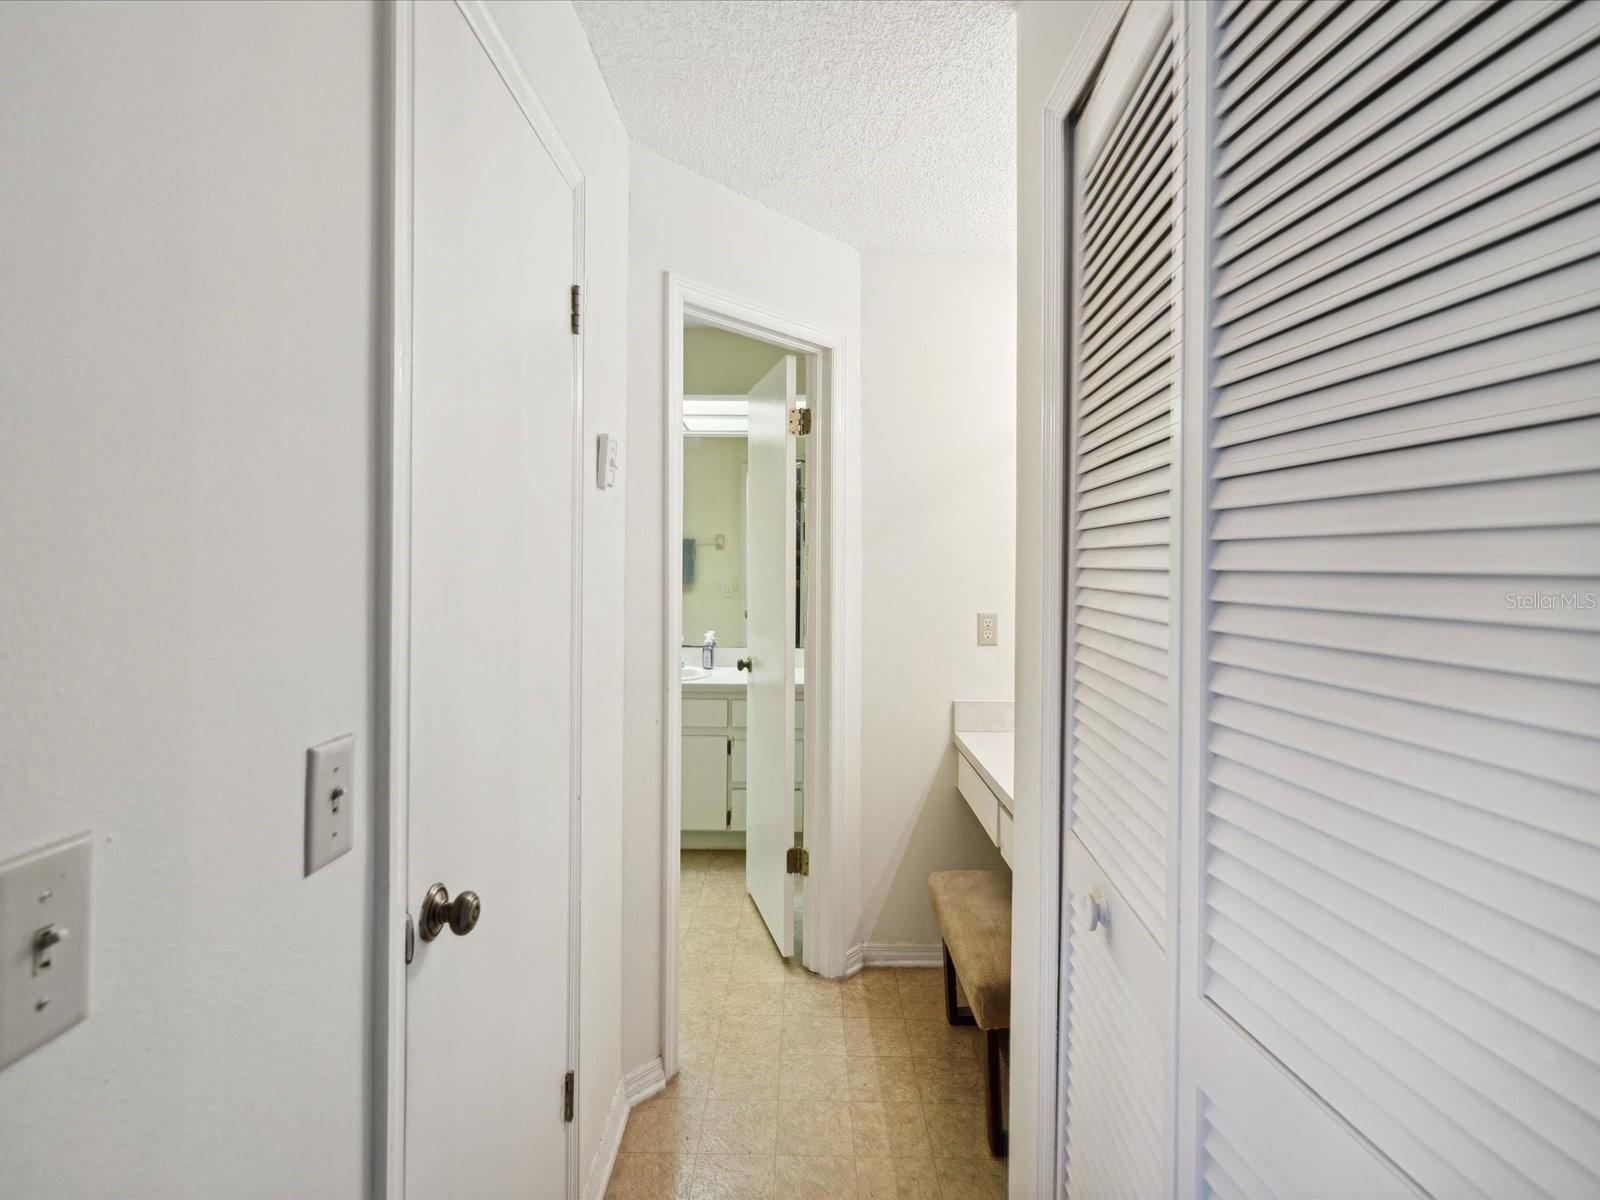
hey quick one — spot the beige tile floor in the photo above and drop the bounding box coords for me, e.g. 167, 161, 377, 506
607, 849, 1006, 1200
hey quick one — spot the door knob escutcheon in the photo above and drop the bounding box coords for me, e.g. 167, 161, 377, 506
418, 882, 482, 942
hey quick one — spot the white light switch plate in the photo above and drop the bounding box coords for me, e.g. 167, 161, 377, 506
0, 833, 91, 1071
978, 612, 999, 646
305, 734, 355, 876
596, 434, 620, 489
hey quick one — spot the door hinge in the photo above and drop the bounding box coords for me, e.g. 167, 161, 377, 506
786, 846, 809, 876
405, 913, 415, 965
788, 407, 812, 436
570, 284, 581, 335
562, 1070, 575, 1122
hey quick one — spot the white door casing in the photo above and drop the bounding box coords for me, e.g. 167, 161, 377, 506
661, 278, 853, 1083
382, 3, 586, 1197
744, 356, 799, 956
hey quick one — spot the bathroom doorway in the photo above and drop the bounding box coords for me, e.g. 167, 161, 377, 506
677, 328, 808, 952
661, 277, 855, 1086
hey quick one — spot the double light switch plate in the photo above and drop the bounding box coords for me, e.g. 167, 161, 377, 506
0, 833, 91, 1071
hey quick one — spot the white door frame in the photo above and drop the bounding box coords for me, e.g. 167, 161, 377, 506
661, 275, 857, 1081
1033, 3, 1136, 1196
378, 4, 587, 1196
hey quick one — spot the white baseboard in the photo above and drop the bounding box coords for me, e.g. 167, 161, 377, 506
679, 831, 746, 850
849, 942, 943, 970
581, 1077, 628, 1200
581, 1057, 667, 1200
624, 1056, 668, 1105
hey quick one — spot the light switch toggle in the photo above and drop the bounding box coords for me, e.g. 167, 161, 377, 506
32, 925, 66, 976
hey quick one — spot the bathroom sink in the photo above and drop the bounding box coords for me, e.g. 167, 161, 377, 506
680, 665, 709, 682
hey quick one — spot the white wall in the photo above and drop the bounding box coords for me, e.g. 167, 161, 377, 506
623, 143, 862, 1070
484, 2, 631, 1188
1012, 3, 1101, 1196
0, 4, 379, 1194
858, 254, 1015, 947
0, 2, 631, 1195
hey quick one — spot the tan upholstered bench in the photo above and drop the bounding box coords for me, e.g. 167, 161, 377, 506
929, 869, 1011, 1157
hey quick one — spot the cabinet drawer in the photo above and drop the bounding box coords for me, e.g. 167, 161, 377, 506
957, 751, 999, 844
683, 697, 729, 728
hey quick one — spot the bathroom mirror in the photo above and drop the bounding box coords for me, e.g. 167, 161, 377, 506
682, 432, 806, 651
681, 323, 808, 653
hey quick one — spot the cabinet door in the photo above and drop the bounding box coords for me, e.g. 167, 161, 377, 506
1061, 3, 1182, 1196
682, 732, 730, 832
1179, 3, 1600, 1197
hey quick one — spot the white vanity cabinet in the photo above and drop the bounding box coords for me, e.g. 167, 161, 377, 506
681, 731, 731, 832
682, 686, 803, 836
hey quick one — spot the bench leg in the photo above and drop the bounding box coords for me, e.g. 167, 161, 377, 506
942, 942, 976, 1027
984, 1028, 1009, 1158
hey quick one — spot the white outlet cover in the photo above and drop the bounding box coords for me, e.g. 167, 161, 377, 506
978, 612, 999, 646
0, 833, 91, 1071
305, 734, 355, 876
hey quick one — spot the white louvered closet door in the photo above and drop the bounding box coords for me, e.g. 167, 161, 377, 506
1061, 3, 1180, 1197
1180, 1, 1600, 1198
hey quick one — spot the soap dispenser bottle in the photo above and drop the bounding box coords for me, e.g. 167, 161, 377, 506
702, 631, 716, 669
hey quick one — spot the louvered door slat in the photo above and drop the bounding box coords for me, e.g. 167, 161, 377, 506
1205, 817, 1600, 1066
1209, 632, 1600, 737
1215, 0, 1443, 164
1196, 1, 1600, 1193
1219, 3, 1598, 257
1216, 0, 1389, 131
1207, 852, 1600, 1123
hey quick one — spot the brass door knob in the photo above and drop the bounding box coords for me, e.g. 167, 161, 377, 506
737, 657, 753, 673
418, 882, 483, 942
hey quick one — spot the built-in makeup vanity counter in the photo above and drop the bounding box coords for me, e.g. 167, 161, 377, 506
952, 701, 1014, 867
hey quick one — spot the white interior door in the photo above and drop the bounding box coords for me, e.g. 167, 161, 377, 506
1178, 3, 1600, 1198
1061, 3, 1179, 1195
405, 3, 577, 1196
744, 357, 798, 955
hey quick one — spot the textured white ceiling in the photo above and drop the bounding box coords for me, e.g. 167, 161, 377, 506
573, 0, 1017, 254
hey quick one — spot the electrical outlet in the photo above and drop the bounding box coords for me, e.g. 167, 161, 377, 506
978, 612, 999, 646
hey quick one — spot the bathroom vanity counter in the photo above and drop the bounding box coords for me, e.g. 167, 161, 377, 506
681, 665, 805, 690
954, 730, 1012, 806
952, 701, 1014, 866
